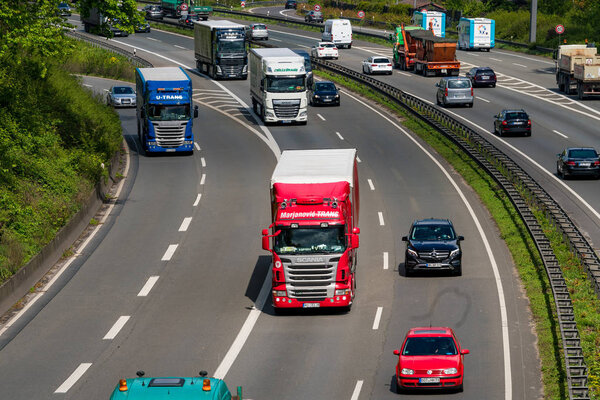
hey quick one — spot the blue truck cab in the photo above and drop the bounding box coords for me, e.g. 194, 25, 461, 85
136, 67, 198, 154
109, 371, 242, 400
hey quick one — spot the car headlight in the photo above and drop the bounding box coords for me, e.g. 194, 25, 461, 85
443, 368, 458, 375
334, 94, 339, 98
449, 248, 461, 258
407, 248, 418, 257
314, 95, 320, 98
401, 368, 414, 375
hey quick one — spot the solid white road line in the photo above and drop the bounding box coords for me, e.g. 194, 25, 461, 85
372, 307, 383, 330
194, 142, 200, 151
476, 96, 490, 103
270, 38, 282, 42
201, 157, 206, 167
161, 244, 178, 261
490, 57, 502, 62
378, 212, 385, 226
103, 316, 130, 340
193, 194, 202, 206
553, 129, 568, 138
174, 44, 186, 49
0, 292, 43, 336
179, 217, 192, 232
340, 89, 512, 400
200, 174, 206, 185
350, 380, 364, 400
367, 179, 375, 191
383, 252, 389, 270
396, 71, 411, 76
513, 63, 528, 68
82, 84, 92, 88
55, 363, 92, 393
137, 276, 159, 297
317, 113, 326, 121
335, 131, 344, 140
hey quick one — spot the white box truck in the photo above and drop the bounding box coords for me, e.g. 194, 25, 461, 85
411, 11, 446, 37
322, 19, 352, 49
457, 18, 495, 51
250, 48, 308, 125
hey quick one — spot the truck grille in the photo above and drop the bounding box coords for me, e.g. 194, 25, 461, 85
418, 249, 450, 260
153, 121, 187, 148
284, 257, 337, 300
219, 59, 245, 76
273, 99, 301, 119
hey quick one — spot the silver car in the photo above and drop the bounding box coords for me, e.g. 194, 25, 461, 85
107, 86, 136, 108
436, 77, 473, 107
144, 5, 163, 20
246, 23, 268, 40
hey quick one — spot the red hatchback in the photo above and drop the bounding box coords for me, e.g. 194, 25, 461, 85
393, 327, 469, 392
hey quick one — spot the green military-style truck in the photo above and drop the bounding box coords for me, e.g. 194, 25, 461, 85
161, 0, 212, 20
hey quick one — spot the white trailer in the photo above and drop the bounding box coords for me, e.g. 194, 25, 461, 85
457, 18, 495, 51
249, 48, 308, 125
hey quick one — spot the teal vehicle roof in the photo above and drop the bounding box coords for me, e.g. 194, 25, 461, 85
109, 377, 232, 400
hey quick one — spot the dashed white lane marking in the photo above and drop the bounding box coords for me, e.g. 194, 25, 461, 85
317, 113, 326, 121
378, 212, 385, 226
270, 38, 282, 42
193, 194, 202, 206
162, 244, 178, 261
383, 252, 389, 270
476, 96, 490, 103
372, 307, 383, 330
194, 142, 200, 151
82, 84, 92, 87
553, 129, 568, 138
103, 316, 130, 340
55, 363, 92, 393
367, 179, 375, 191
174, 44, 186, 49
350, 380, 364, 400
490, 57, 502, 62
513, 63, 528, 68
200, 174, 206, 185
396, 71, 411, 76
147, 37, 160, 42
297, 44, 310, 48
137, 276, 159, 297
201, 157, 206, 167
335, 131, 344, 140
179, 217, 192, 232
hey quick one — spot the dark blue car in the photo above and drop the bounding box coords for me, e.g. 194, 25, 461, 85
309, 81, 340, 106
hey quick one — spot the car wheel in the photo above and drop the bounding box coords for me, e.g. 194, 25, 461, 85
453, 265, 462, 276
436, 95, 441, 105
388, 71, 392, 75
557, 165, 563, 178
526, 130, 531, 137
492, 83, 496, 88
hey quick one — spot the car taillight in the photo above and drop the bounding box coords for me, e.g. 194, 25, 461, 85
471, 87, 473, 96
387, 64, 392, 66
333, 47, 338, 50
566, 161, 576, 166
594, 161, 600, 166
502, 120, 507, 125
527, 120, 531, 125
445, 88, 448, 96
319, 47, 324, 50
371, 64, 377, 67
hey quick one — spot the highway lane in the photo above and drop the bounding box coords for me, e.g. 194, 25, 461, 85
0, 23, 539, 399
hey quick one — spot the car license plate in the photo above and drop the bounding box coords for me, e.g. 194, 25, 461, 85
419, 377, 440, 383
282, 120, 292, 124
324, 98, 331, 102
166, 149, 175, 152
482, 76, 489, 79
303, 303, 320, 308
441, 69, 447, 73
427, 263, 443, 268
580, 162, 591, 167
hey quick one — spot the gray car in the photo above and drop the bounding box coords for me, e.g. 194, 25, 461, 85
246, 23, 268, 40
436, 77, 473, 107
107, 86, 136, 108
144, 5, 163, 20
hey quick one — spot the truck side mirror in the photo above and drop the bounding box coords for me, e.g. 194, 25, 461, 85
351, 234, 359, 249
194, 105, 199, 118
262, 234, 270, 251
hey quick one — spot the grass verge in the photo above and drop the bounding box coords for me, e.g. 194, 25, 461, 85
314, 67, 600, 399
62, 38, 137, 82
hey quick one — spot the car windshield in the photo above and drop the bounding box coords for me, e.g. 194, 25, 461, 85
218, 39, 245, 53
147, 104, 190, 121
411, 224, 455, 241
266, 76, 305, 93
253, 24, 266, 29
402, 337, 457, 356
477, 69, 495, 75
316, 83, 336, 91
273, 226, 347, 254
506, 112, 528, 120
59, 2, 69, 7
447, 80, 470, 89
374, 58, 390, 64
320, 43, 336, 48
569, 149, 598, 158
113, 87, 134, 95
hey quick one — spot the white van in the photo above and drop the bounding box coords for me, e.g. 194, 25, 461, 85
322, 19, 352, 49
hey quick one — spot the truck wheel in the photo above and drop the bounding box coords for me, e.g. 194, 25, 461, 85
252, 98, 257, 113
578, 84, 584, 100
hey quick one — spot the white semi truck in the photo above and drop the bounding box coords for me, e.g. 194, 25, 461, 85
249, 48, 308, 125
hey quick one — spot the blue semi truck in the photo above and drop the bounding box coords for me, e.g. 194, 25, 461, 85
136, 67, 198, 154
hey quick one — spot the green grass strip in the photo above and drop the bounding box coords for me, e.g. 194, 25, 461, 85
314, 68, 600, 399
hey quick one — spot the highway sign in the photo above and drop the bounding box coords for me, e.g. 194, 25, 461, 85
241, 1, 245, 6
555, 24, 565, 34
357, 10, 365, 19
314, 4, 321, 11
180, 2, 188, 11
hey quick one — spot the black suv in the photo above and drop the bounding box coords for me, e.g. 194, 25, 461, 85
465, 67, 496, 87
305, 11, 324, 23
402, 219, 464, 276
285, 0, 297, 9
493, 109, 531, 137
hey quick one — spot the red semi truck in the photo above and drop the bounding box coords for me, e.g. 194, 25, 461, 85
262, 149, 360, 312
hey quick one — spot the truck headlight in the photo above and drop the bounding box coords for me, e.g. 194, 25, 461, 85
443, 368, 457, 375
266, 111, 275, 118
335, 289, 350, 295
216, 66, 222, 74
242, 64, 248, 73
299, 111, 307, 117
273, 290, 286, 297
401, 368, 414, 375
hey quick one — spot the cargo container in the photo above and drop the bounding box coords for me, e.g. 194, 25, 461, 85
457, 17, 495, 51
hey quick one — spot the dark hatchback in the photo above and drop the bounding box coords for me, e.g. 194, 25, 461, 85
285, 0, 298, 9
494, 109, 531, 136
402, 219, 464, 276
557, 147, 600, 179
178, 13, 200, 28
465, 67, 496, 87
309, 81, 340, 106
305, 11, 324, 23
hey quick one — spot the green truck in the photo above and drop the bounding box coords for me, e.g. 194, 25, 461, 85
389, 25, 423, 70
109, 371, 242, 400
161, 0, 212, 20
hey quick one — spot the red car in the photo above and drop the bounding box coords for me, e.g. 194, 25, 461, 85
393, 327, 469, 392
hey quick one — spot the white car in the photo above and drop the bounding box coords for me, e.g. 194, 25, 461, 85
311, 42, 339, 60
362, 56, 393, 75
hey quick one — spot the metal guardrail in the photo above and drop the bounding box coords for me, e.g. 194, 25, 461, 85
67, 31, 154, 67
309, 58, 591, 399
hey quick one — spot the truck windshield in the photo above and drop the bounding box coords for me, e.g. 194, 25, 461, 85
218, 39, 245, 53
147, 104, 190, 121
266, 76, 305, 93
273, 226, 346, 254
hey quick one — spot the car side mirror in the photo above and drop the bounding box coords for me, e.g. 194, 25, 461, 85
194, 105, 199, 118
393, 349, 400, 356
401, 236, 408, 241
461, 349, 470, 355
457, 235, 464, 241
435, 83, 439, 87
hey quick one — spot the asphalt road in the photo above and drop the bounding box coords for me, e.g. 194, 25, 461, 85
0, 14, 543, 400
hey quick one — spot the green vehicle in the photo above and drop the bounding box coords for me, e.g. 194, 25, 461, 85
109, 371, 242, 400
389, 25, 423, 70
161, 0, 212, 20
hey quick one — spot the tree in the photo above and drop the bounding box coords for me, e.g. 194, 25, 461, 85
79, 0, 145, 36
